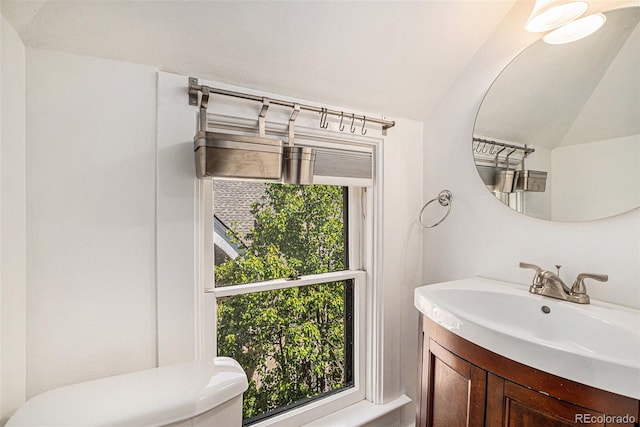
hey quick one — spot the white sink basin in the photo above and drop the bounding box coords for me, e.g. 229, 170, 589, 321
414, 277, 640, 399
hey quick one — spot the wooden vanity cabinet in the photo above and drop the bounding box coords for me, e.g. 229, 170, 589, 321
417, 315, 640, 427
418, 338, 487, 426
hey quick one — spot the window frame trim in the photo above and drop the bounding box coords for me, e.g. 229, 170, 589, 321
241, 271, 367, 427
156, 76, 387, 414
208, 269, 365, 297
196, 180, 372, 425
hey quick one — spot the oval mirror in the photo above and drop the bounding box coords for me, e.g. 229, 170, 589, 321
473, 6, 639, 222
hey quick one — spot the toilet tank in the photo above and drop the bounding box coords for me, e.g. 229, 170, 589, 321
7, 357, 248, 427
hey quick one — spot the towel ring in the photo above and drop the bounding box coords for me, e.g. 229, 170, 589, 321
419, 190, 452, 228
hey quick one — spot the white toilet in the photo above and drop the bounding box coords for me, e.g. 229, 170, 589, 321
7, 357, 248, 426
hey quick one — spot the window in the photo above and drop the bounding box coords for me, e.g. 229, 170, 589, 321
208, 180, 366, 425
213, 182, 347, 285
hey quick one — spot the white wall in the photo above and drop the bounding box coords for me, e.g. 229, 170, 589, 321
382, 118, 423, 425
552, 135, 640, 221
422, 1, 640, 309
1, 15, 27, 425
18, 49, 423, 427
25, 49, 158, 398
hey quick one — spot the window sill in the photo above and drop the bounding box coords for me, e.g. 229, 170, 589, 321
248, 386, 364, 427
302, 394, 412, 427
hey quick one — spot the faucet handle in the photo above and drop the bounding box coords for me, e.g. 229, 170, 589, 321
519, 262, 542, 272
577, 273, 608, 282
571, 273, 608, 294
570, 273, 608, 304
519, 262, 544, 287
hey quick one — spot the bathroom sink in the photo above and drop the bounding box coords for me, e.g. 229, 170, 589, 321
414, 277, 640, 399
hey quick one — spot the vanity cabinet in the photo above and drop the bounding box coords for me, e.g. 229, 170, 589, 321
417, 315, 640, 427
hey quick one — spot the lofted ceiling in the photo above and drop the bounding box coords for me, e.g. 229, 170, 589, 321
1, 0, 520, 120
475, 5, 640, 148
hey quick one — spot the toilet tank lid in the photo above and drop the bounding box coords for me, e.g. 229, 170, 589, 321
7, 357, 248, 426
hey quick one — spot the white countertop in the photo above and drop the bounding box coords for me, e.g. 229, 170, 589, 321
415, 277, 640, 399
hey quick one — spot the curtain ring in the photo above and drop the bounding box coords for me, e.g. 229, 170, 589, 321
419, 190, 452, 228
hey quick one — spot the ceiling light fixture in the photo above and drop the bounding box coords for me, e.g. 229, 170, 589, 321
525, 0, 589, 32
543, 12, 607, 44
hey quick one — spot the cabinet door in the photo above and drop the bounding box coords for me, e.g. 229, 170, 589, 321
486, 374, 610, 427
419, 339, 487, 427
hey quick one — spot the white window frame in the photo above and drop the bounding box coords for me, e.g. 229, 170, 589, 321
155, 73, 386, 424
196, 180, 374, 426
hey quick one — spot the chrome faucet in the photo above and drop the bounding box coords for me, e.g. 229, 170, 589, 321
519, 262, 608, 304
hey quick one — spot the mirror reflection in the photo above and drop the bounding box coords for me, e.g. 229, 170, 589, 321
473, 6, 640, 222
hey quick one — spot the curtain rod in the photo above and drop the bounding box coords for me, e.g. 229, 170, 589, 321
188, 77, 396, 135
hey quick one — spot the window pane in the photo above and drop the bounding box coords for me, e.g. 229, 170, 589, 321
213, 181, 346, 287
217, 280, 354, 424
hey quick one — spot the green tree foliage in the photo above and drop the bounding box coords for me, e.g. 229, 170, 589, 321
216, 184, 348, 420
